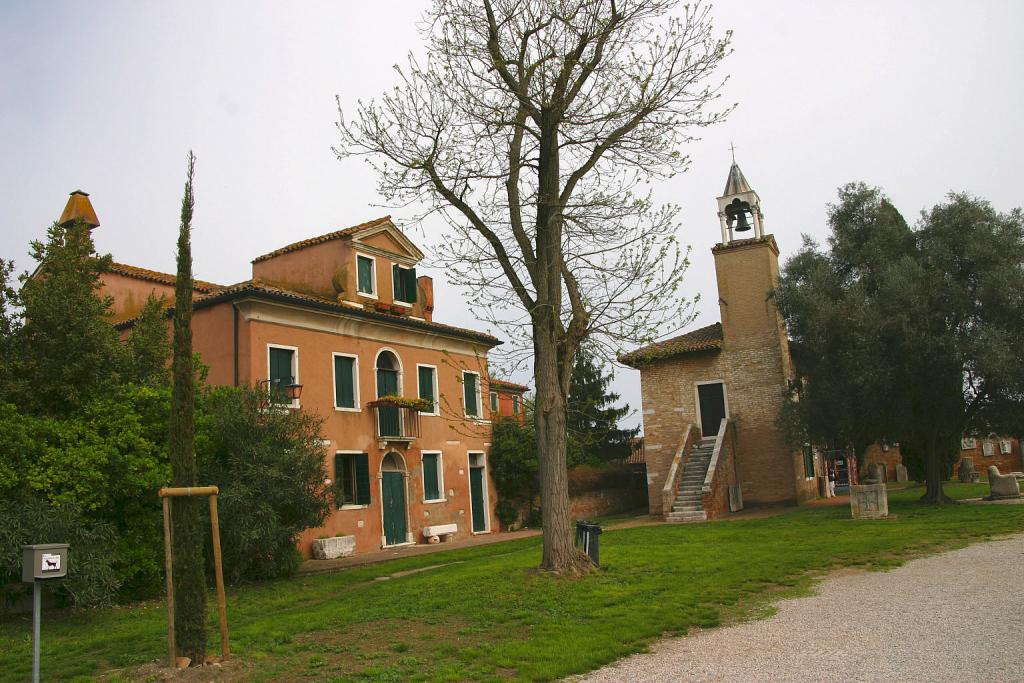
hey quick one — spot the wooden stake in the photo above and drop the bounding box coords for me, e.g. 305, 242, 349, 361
161, 496, 176, 668
209, 494, 230, 659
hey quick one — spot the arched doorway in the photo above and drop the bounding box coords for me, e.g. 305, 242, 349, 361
380, 452, 409, 546
375, 350, 402, 437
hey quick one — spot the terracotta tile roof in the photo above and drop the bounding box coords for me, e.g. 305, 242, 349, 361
625, 439, 645, 465
109, 262, 222, 293
117, 278, 501, 347
489, 378, 529, 393
619, 322, 723, 367
251, 216, 393, 264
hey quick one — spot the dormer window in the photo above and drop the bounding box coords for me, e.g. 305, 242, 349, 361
392, 264, 417, 305
357, 254, 376, 297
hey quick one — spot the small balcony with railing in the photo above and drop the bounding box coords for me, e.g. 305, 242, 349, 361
367, 396, 428, 445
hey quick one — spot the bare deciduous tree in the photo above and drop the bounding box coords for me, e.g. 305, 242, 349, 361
336, 0, 731, 574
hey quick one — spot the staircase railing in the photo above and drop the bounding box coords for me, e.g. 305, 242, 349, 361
701, 418, 741, 516
661, 423, 697, 518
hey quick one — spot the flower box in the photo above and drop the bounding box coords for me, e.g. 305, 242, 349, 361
311, 535, 356, 560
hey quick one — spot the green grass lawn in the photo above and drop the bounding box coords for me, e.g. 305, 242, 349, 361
2, 483, 1022, 682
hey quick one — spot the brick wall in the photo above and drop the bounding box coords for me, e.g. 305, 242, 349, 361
637, 236, 815, 513
863, 444, 904, 481
954, 438, 1023, 479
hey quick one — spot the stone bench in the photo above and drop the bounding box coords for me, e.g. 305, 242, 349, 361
422, 523, 458, 544
987, 466, 1021, 500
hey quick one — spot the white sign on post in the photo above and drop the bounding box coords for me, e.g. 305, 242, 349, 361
40, 554, 61, 573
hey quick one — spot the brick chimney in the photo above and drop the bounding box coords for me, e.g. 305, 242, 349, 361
58, 190, 100, 229
417, 275, 434, 322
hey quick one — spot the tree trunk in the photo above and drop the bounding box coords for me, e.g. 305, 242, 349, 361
533, 324, 588, 574
920, 438, 955, 504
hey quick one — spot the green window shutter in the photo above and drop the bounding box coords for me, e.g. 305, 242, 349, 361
403, 266, 417, 303
490, 391, 498, 413
423, 453, 440, 500
418, 366, 435, 412
269, 347, 293, 403
464, 372, 478, 417
355, 453, 371, 505
357, 256, 373, 294
333, 453, 345, 507
334, 356, 355, 408
512, 396, 520, 415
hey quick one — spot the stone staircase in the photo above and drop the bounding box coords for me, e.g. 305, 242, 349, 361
666, 438, 716, 523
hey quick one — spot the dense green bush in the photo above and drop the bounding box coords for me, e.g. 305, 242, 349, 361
197, 386, 332, 583
0, 497, 120, 608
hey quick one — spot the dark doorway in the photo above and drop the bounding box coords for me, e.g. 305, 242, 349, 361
468, 452, 488, 532
697, 382, 726, 437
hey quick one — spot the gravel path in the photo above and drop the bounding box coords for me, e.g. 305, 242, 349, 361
577, 534, 1024, 683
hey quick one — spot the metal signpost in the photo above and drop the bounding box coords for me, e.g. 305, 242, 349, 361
22, 543, 69, 683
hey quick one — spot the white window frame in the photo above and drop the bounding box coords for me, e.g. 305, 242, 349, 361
982, 440, 995, 457
463, 370, 483, 419
416, 364, 439, 416
489, 390, 499, 414
266, 343, 300, 409
391, 263, 415, 307
331, 352, 360, 412
694, 379, 729, 437
356, 253, 377, 298
335, 450, 368, 510
1000, 439, 1013, 455
420, 450, 446, 503
961, 437, 977, 450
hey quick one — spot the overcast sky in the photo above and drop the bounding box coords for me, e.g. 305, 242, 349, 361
3, 1, 1022, 430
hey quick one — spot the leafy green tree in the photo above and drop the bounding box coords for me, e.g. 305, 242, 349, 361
567, 350, 639, 465
16, 220, 128, 414
168, 152, 207, 662
488, 415, 540, 529
127, 294, 171, 386
196, 385, 331, 582
777, 184, 1024, 503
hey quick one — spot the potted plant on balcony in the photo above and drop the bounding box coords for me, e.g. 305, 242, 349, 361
366, 395, 432, 411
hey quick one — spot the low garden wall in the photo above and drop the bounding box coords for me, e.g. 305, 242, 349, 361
568, 465, 648, 519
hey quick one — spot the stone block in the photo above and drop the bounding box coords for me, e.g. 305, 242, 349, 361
895, 464, 908, 482
850, 484, 888, 519
311, 535, 356, 560
986, 466, 1021, 500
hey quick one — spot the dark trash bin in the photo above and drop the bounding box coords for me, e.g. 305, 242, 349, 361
574, 520, 603, 567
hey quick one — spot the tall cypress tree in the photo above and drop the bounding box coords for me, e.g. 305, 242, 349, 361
169, 152, 207, 662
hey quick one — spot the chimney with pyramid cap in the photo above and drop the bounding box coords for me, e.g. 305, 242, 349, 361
58, 190, 100, 229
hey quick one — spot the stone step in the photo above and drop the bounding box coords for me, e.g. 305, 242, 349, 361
666, 512, 707, 523
672, 504, 703, 512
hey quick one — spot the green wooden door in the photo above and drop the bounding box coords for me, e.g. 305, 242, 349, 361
470, 467, 487, 532
382, 471, 407, 545
377, 369, 400, 436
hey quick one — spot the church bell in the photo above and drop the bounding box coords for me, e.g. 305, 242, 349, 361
733, 211, 751, 232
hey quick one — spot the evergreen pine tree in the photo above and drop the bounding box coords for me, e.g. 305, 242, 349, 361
566, 350, 640, 465
16, 220, 127, 414
128, 294, 171, 385
169, 152, 207, 662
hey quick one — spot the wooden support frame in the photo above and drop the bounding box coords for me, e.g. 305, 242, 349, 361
159, 486, 229, 668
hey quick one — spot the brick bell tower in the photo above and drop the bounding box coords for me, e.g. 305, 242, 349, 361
710, 160, 807, 505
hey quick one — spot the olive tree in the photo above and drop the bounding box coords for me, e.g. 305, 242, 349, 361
337, 0, 731, 572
